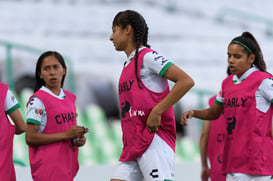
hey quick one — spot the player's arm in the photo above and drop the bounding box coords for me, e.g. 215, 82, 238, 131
25, 97, 85, 146
193, 103, 223, 120
155, 64, 194, 113
25, 123, 85, 146
200, 121, 211, 181
147, 64, 194, 132
181, 103, 223, 126
5, 90, 26, 134
8, 108, 26, 135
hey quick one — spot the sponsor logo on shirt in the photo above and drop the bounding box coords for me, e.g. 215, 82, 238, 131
120, 101, 145, 122
119, 80, 134, 94
55, 112, 76, 124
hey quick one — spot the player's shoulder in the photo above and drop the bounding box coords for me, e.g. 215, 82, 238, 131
144, 49, 162, 58
27, 96, 43, 108
259, 77, 273, 93
143, 50, 170, 65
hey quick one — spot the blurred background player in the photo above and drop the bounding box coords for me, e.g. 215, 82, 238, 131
0, 82, 26, 181
200, 68, 231, 181
200, 96, 226, 181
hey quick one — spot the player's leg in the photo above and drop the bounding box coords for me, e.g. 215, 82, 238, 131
138, 134, 175, 181
111, 161, 143, 181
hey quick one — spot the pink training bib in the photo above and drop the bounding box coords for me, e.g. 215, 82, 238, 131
28, 90, 79, 181
118, 48, 176, 161
221, 71, 273, 175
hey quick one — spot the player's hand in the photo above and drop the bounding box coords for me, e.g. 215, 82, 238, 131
146, 109, 161, 133
66, 125, 86, 138
201, 166, 210, 181
180, 110, 194, 126
74, 135, 86, 147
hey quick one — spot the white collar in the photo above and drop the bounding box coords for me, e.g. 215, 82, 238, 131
40, 86, 65, 99
124, 47, 146, 66
232, 66, 258, 84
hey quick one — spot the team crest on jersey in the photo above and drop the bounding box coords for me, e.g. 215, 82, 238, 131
35, 108, 43, 116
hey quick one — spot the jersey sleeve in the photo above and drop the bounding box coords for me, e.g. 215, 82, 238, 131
26, 97, 45, 125
259, 78, 273, 102
215, 91, 224, 106
143, 51, 173, 77
5, 90, 20, 114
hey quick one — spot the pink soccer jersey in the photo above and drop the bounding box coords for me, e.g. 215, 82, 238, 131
221, 71, 273, 175
28, 90, 79, 181
0, 83, 16, 181
207, 96, 226, 181
118, 48, 176, 161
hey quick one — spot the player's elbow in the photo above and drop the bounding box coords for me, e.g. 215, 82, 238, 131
184, 77, 195, 92
15, 125, 26, 135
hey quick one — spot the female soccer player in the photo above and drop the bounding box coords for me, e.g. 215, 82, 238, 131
110, 10, 194, 181
25, 51, 87, 181
182, 32, 273, 181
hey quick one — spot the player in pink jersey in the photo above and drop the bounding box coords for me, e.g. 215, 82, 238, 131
200, 96, 226, 181
25, 51, 87, 181
0, 82, 26, 181
182, 32, 273, 181
200, 68, 231, 181
110, 10, 194, 181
